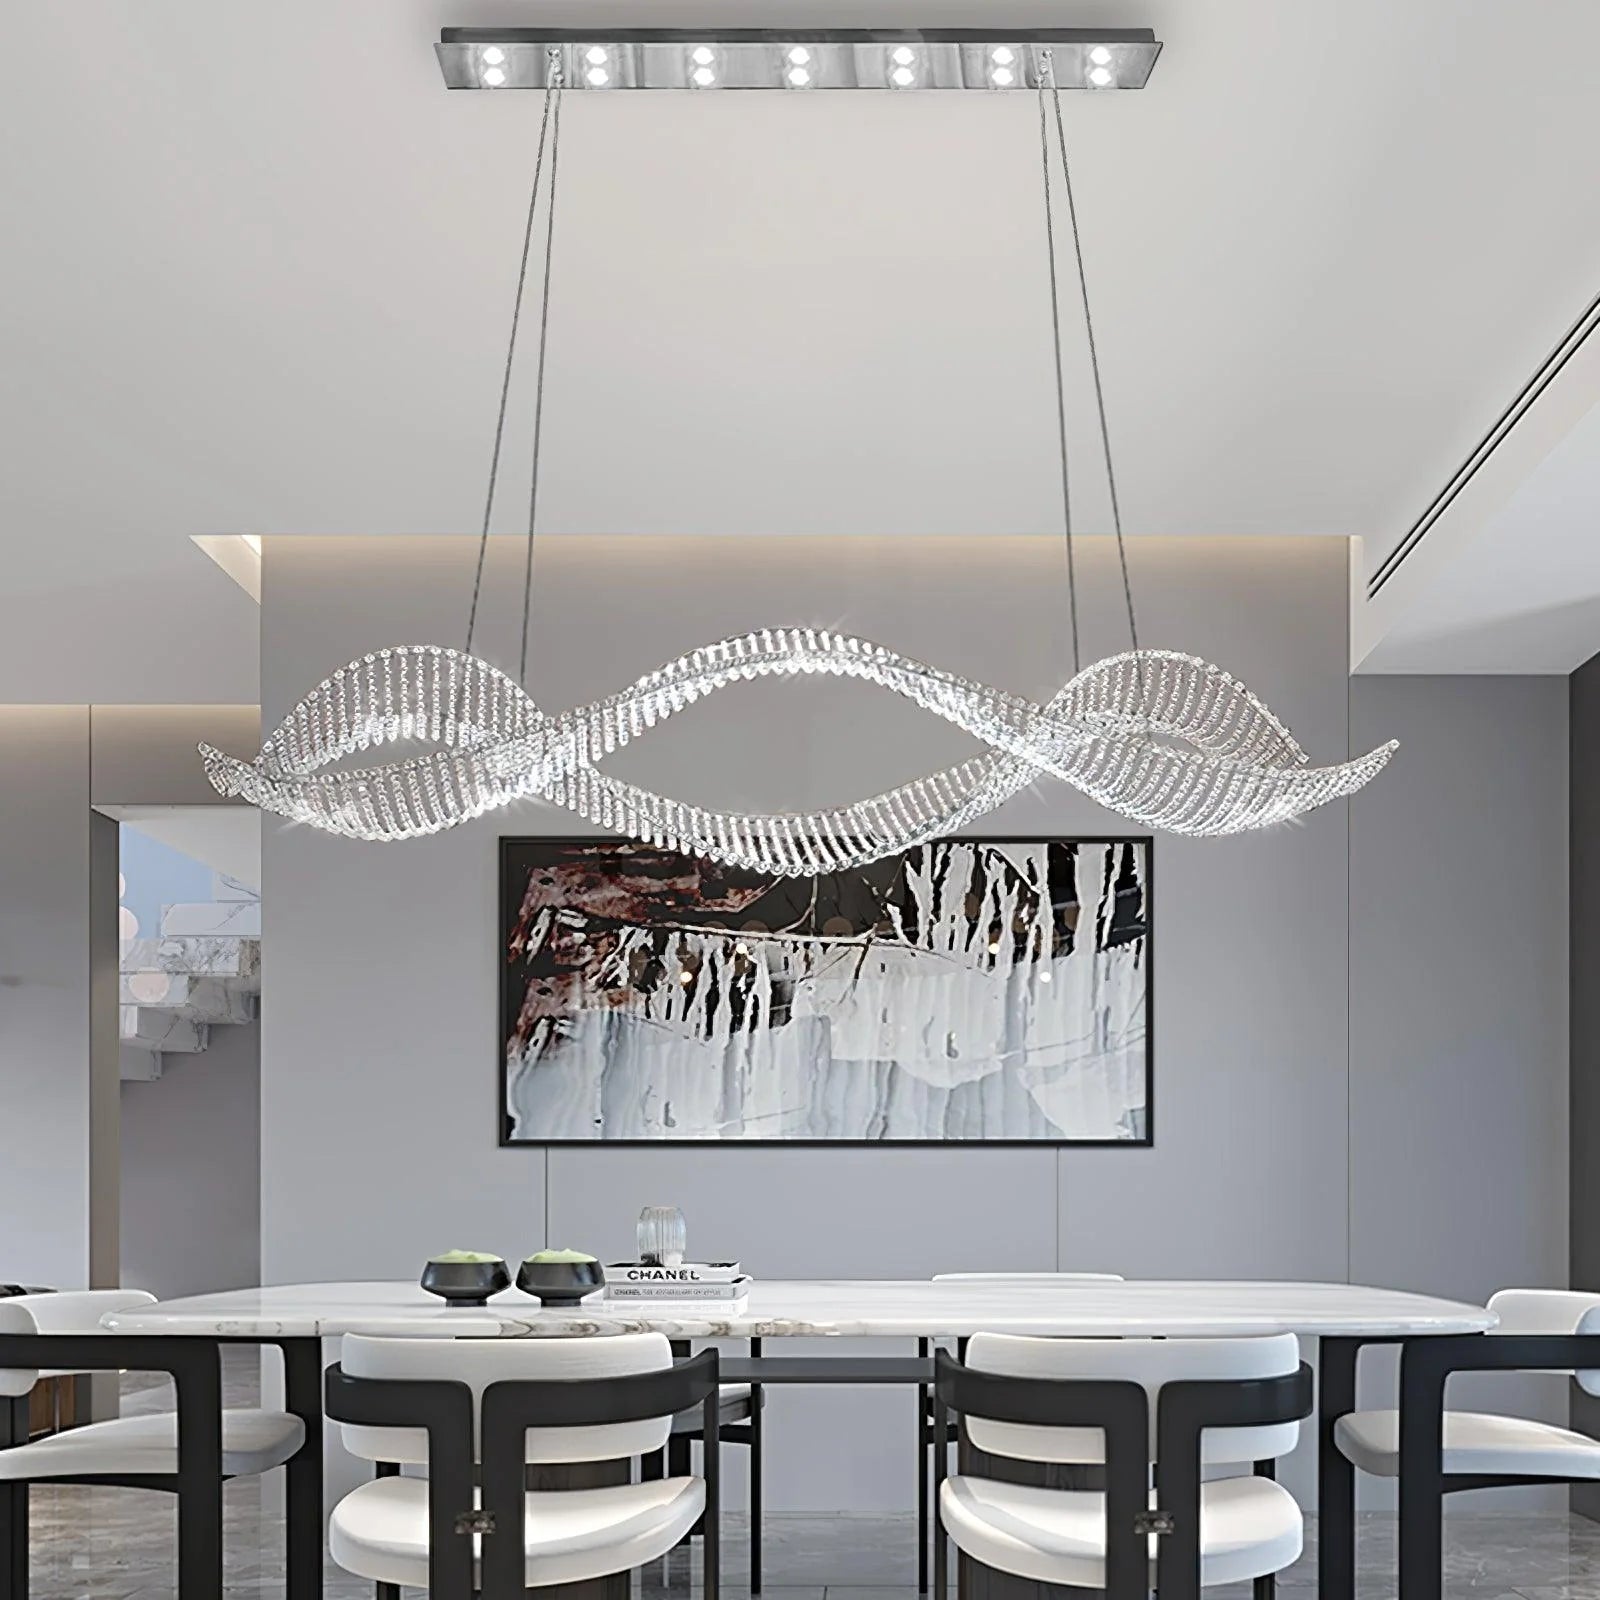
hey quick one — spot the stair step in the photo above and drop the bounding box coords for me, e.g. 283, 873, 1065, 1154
160, 900, 261, 937
119, 935, 260, 983
119, 1007, 209, 1053
119, 1047, 163, 1082
118, 974, 256, 1023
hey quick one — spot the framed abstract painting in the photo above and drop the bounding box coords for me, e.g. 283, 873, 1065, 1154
499, 836, 1151, 1145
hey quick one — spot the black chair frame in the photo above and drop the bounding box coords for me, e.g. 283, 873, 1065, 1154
1320, 1331, 1600, 1600
325, 1347, 721, 1600
931, 1348, 1312, 1600
0, 1330, 294, 1600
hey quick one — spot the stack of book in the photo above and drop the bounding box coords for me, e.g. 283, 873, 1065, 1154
603, 1261, 751, 1305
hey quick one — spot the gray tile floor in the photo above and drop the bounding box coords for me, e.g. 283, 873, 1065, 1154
17, 1359, 1600, 1598
27, 1488, 1600, 1598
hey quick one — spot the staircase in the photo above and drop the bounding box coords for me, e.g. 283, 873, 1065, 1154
119, 887, 260, 1081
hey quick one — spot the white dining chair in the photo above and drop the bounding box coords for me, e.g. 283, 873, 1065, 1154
0, 1290, 305, 1598
325, 1330, 720, 1598
936, 1331, 1309, 1600
1330, 1287, 1600, 1598
916, 1272, 1124, 1592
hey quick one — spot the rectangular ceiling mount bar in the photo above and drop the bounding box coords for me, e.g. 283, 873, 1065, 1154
436, 28, 1161, 92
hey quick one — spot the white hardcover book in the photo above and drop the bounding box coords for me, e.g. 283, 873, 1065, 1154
606, 1261, 744, 1285
603, 1277, 752, 1302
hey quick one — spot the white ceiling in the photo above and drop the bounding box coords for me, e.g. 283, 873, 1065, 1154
4, 0, 1600, 699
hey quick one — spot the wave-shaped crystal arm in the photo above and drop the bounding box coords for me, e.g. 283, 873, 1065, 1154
201, 631, 1396, 869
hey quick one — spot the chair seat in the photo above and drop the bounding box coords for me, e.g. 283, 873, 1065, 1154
0, 1408, 305, 1481
940, 1474, 1302, 1590
329, 1472, 706, 1589
1335, 1408, 1600, 1480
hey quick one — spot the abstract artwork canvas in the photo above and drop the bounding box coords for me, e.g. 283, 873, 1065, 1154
500, 837, 1150, 1144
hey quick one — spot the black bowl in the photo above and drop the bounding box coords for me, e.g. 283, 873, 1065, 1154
516, 1258, 606, 1304
420, 1258, 511, 1307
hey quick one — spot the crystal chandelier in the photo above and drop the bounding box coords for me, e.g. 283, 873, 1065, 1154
203, 40, 1394, 869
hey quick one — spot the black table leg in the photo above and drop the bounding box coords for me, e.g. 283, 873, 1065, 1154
750, 1336, 763, 1596
279, 1337, 325, 1600
1398, 1340, 1446, 1600
174, 1341, 223, 1600
1252, 1459, 1276, 1600
917, 1337, 929, 1597
1318, 1336, 1359, 1600
374, 1463, 400, 1600
1, 1396, 27, 1599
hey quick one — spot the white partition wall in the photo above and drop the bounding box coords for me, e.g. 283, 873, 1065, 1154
0, 708, 117, 1292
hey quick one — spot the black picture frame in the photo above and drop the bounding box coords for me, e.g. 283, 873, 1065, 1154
498, 834, 1153, 1148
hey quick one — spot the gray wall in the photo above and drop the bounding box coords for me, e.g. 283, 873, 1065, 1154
1350, 675, 1570, 1508
121, 1021, 262, 1301
257, 536, 1570, 1513
1572, 651, 1600, 1517
261, 533, 1353, 1509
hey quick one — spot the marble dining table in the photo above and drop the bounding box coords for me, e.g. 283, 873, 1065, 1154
103, 1278, 1497, 1600
104, 1275, 1495, 1341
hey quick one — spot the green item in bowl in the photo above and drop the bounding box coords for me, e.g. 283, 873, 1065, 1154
525, 1247, 597, 1264
429, 1249, 503, 1265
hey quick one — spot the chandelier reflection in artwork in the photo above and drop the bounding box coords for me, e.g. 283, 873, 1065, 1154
203, 33, 1394, 870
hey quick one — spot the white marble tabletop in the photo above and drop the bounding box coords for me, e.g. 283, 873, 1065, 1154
102, 1278, 1495, 1341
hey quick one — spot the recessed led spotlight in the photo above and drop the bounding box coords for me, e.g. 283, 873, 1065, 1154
787, 66, 811, 86
891, 45, 916, 67
480, 45, 505, 66
991, 46, 1015, 65
481, 65, 507, 86
586, 67, 609, 86
788, 46, 811, 65
585, 46, 608, 66
991, 66, 1015, 86
691, 45, 716, 66
1088, 45, 1113, 66
891, 64, 916, 86
692, 64, 716, 86
1088, 64, 1113, 87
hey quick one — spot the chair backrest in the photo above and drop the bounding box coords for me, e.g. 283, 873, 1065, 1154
1487, 1288, 1600, 1395
339, 1331, 676, 1465
963, 1330, 1301, 1466
932, 1273, 1125, 1283
0, 1291, 156, 1397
